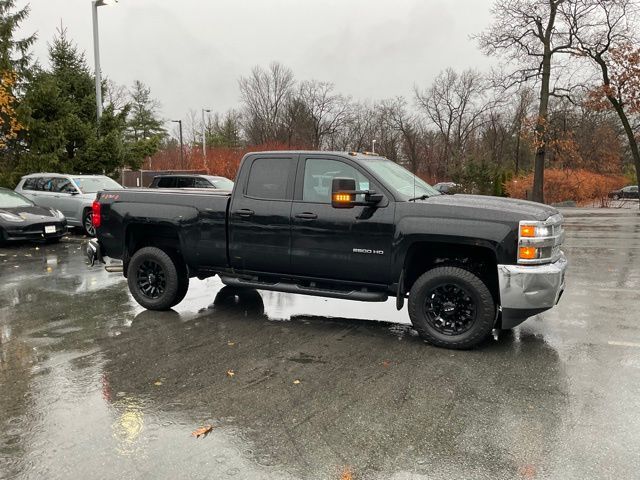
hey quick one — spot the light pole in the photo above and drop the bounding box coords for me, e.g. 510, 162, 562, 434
91, 0, 117, 120
201, 108, 211, 167
172, 120, 184, 169
372, 139, 377, 154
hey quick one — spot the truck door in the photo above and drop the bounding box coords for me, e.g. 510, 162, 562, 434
290, 156, 394, 284
228, 155, 298, 274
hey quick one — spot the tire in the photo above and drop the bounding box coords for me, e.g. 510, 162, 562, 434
127, 246, 187, 311
408, 266, 495, 350
613, 194, 620, 201
82, 209, 96, 237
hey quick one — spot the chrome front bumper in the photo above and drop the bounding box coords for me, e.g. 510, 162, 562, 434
497, 252, 567, 328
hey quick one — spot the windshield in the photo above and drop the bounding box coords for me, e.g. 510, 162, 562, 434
73, 177, 123, 194
207, 177, 234, 190
0, 189, 34, 208
365, 159, 440, 199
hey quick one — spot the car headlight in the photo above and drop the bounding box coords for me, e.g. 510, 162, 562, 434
0, 212, 25, 222
518, 215, 565, 264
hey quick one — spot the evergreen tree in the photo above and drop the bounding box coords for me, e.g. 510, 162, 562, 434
0, 0, 35, 186
21, 28, 130, 175
127, 80, 165, 141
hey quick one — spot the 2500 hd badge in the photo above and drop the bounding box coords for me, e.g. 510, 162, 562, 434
86, 151, 567, 350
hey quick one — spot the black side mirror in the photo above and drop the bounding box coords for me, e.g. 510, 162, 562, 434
331, 177, 383, 209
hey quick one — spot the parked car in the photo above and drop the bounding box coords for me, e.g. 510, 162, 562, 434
0, 188, 67, 246
608, 185, 639, 200
87, 151, 567, 350
148, 174, 234, 190
433, 182, 460, 194
15, 174, 123, 236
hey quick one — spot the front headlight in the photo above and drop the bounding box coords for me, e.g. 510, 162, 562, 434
518, 215, 565, 264
0, 212, 25, 223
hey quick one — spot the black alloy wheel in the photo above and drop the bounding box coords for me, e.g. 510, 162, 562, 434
424, 283, 477, 336
408, 266, 495, 349
136, 259, 167, 299
127, 246, 188, 310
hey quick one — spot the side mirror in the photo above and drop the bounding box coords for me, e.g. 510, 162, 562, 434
331, 177, 382, 209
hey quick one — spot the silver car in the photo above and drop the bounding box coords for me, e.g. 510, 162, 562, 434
15, 174, 123, 236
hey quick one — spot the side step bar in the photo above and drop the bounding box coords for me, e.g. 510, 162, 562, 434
220, 276, 388, 302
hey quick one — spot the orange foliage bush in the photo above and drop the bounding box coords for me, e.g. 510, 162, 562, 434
143, 142, 304, 180
505, 169, 627, 205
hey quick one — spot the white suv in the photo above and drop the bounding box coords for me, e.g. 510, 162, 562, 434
15, 174, 123, 236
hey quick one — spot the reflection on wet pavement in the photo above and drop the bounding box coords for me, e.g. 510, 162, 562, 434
1, 211, 640, 479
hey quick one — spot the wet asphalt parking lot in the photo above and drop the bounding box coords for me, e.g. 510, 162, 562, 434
1, 208, 640, 480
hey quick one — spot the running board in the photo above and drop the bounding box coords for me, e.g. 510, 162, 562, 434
220, 276, 388, 302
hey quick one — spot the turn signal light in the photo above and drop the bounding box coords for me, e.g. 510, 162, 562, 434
519, 246, 538, 260
333, 193, 352, 203
520, 225, 536, 237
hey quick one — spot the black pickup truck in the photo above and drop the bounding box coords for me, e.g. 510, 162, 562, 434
87, 151, 567, 349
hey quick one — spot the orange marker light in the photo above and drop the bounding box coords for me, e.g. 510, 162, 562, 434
520, 225, 536, 237
333, 193, 352, 203
519, 246, 538, 260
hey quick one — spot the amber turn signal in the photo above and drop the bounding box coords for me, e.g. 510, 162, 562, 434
519, 246, 538, 260
519, 225, 536, 237
333, 193, 352, 203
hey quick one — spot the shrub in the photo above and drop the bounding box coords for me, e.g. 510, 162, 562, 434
505, 169, 627, 206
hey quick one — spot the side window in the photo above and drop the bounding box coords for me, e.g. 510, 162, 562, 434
176, 177, 194, 188
302, 159, 370, 204
246, 158, 294, 200
22, 178, 36, 190
53, 178, 76, 193
42, 177, 56, 192
632, 187, 639, 193
34, 177, 48, 191
193, 178, 212, 188
157, 177, 175, 188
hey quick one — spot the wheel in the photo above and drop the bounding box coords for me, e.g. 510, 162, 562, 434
408, 266, 496, 349
127, 246, 188, 310
82, 209, 96, 237
613, 194, 620, 201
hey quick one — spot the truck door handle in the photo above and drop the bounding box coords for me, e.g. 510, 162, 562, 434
295, 212, 318, 220
235, 209, 255, 218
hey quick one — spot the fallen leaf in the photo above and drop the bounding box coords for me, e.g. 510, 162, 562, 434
340, 466, 354, 480
154, 380, 163, 386
517, 464, 537, 478
191, 425, 213, 438
227, 341, 235, 346
293, 379, 301, 385
226, 370, 235, 377
382, 360, 391, 368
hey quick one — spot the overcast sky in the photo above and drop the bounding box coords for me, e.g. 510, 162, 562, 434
18, 0, 494, 126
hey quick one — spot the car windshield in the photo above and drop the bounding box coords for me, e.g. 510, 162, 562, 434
207, 177, 234, 190
365, 159, 440, 199
0, 189, 34, 208
73, 177, 122, 194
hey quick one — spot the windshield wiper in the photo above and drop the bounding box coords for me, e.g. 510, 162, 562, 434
408, 194, 431, 202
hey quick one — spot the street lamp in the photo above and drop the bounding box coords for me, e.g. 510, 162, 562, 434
91, 0, 118, 120
172, 120, 184, 169
372, 139, 377, 154
202, 108, 211, 165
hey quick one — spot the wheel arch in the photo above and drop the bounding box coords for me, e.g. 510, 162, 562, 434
123, 223, 186, 277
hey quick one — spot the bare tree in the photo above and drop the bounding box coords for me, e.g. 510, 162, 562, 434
298, 80, 351, 149
238, 62, 295, 145
478, 0, 575, 202
415, 68, 492, 175
565, 0, 640, 205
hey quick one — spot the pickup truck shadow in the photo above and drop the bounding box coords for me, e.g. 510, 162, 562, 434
102, 287, 568, 479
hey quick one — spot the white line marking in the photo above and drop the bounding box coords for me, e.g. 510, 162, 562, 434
608, 341, 640, 348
